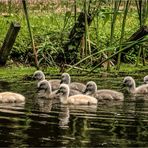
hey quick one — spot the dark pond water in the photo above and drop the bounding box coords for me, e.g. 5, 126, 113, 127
0, 74, 148, 147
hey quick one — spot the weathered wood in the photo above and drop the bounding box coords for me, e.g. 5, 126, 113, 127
0, 22, 20, 65
128, 26, 148, 41
65, 12, 94, 64
56, 12, 94, 66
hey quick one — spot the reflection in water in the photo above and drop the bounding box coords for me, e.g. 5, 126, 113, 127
0, 80, 10, 91
58, 105, 70, 129
34, 97, 53, 113
0, 78, 148, 147
0, 103, 29, 147
58, 104, 97, 129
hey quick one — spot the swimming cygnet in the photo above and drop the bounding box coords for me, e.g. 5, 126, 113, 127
37, 80, 59, 99
123, 76, 148, 94
0, 92, 25, 103
56, 84, 98, 105
60, 73, 86, 93
84, 81, 124, 101
33, 70, 60, 91
144, 75, 148, 84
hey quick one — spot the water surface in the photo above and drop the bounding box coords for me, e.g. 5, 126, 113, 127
0, 75, 148, 147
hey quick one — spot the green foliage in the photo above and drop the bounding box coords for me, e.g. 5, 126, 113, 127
0, 0, 147, 69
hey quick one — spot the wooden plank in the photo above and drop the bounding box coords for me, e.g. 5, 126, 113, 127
0, 22, 20, 65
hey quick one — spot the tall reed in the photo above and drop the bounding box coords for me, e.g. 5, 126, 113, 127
22, 0, 39, 69
135, 0, 148, 66
107, 0, 121, 71
117, 0, 131, 70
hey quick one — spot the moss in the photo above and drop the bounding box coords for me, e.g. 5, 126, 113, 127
0, 66, 36, 81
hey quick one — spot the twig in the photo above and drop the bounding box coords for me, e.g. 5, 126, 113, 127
65, 64, 90, 73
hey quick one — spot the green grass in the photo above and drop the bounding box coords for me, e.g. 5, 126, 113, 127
0, 11, 141, 53
0, 2, 147, 68
0, 63, 147, 82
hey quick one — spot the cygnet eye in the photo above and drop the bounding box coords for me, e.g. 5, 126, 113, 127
34, 74, 37, 77
127, 79, 131, 83
87, 84, 90, 87
60, 87, 64, 91
89, 84, 93, 87
124, 79, 130, 84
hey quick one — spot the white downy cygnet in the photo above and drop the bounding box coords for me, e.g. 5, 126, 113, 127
0, 92, 25, 103
56, 84, 97, 105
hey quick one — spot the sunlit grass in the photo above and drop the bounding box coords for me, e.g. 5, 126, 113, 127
0, 1, 147, 69
0, 9, 143, 53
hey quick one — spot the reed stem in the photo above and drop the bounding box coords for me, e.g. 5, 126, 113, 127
22, 0, 39, 69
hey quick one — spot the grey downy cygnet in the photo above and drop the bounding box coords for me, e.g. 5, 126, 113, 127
56, 84, 98, 105
123, 76, 148, 94
37, 80, 59, 100
33, 70, 60, 91
60, 73, 86, 93
144, 75, 148, 84
84, 81, 124, 101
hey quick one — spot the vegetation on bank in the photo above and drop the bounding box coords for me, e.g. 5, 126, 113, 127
0, 0, 148, 71
0, 64, 147, 82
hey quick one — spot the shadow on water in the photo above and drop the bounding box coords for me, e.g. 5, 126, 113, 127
0, 76, 148, 147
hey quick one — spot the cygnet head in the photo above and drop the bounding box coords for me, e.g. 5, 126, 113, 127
57, 84, 70, 97
60, 73, 71, 84
123, 76, 135, 87
144, 75, 148, 84
84, 81, 97, 95
37, 80, 52, 94
33, 70, 45, 81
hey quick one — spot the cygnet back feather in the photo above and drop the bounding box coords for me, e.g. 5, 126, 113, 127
0, 92, 25, 103
48, 79, 60, 91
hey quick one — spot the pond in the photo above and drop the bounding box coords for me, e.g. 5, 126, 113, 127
0, 74, 148, 147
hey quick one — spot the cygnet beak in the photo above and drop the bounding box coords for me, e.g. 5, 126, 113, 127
36, 87, 40, 93
83, 88, 88, 94
32, 75, 38, 80
56, 89, 60, 94
60, 80, 63, 84
121, 83, 126, 89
